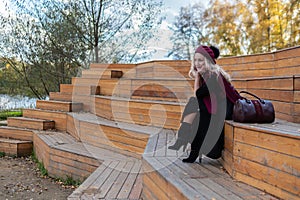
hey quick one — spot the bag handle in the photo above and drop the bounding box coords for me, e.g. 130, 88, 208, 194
239, 91, 265, 103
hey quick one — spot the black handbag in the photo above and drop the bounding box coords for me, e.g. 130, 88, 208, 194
233, 91, 275, 123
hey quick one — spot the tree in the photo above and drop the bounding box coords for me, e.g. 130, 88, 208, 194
0, 0, 162, 98
168, 3, 207, 60
284, 0, 300, 47
203, 0, 244, 56
170, 0, 300, 57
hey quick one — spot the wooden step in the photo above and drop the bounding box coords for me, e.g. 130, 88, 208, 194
68, 160, 142, 200
67, 112, 157, 158
49, 92, 72, 101
60, 84, 101, 95
71, 78, 118, 96
224, 119, 300, 199
36, 100, 83, 112
142, 130, 278, 200
0, 138, 32, 157
33, 130, 136, 182
134, 61, 190, 79
7, 117, 55, 130
82, 69, 134, 79
90, 63, 136, 70
22, 109, 67, 131
0, 126, 33, 141
93, 95, 184, 129
113, 78, 193, 100
219, 46, 300, 79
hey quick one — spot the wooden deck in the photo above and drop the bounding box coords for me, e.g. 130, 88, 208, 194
224, 119, 300, 199
68, 160, 142, 200
1, 47, 300, 199
142, 130, 279, 200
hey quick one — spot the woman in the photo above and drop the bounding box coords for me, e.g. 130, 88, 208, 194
168, 45, 241, 163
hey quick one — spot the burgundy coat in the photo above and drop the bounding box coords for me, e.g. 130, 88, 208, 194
196, 74, 241, 114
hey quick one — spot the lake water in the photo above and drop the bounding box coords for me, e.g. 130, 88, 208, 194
0, 94, 38, 110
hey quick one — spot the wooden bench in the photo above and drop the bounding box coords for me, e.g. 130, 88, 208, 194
219, 46, 300, 199
142, 130, 278, 199
93, 95, 185, 129
223, 119, 300, 199
67, 112, 155, 158
68, 160, 142, 199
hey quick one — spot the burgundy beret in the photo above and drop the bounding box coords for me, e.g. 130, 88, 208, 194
195, 45, 216, 64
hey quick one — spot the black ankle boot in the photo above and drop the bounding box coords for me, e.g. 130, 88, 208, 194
182, 150, 199, 163
168, 122, 191, 151
168, 138, 188, 151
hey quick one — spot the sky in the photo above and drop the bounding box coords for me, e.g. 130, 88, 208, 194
0, 0, 205, 61
148, 0, 206, 60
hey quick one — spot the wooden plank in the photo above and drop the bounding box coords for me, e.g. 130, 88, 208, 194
293, 103, 300, 116
234, 142, 300, 176
0, 126, 33, 141
0, 138, 31, 156
169, 157, 218, 179
48, 157, 93, 181
142, 173, 169, 200
234, 157, 300, 196
185, 178, 228, 199
71, 77, 101, 86
105, 161, 135, 198
17, 142, 33, 156
156, 159, 200, 199
80, 122, 148, 149
68, 161, 109, 198
22, 109, 67, 131
33, 133, 50, 168
235, 171, 298, 200
221, 150, 233, 176
82, 160, 119, 197
276, 56, 300, 68
272, 101, 293, 116
64, 85, 101, 95
244, 89, 294, 102
143, 132, 159, 156
49, 152, 97, 173
274, 46, 300, 59
90, 63, 136, 70
117, 161, 141, 199
49, 92, 72, 101
60, 84, 73, 93
36, 100, 83, 112
234, 127, 300, 157
224, 123, 234, 153
94, 161, 127, 199
154, 131, 167, 157
214, 176, 278, 200
7, 117, 55, 130
66, 114, 80, 141
141, 185, 158, 200
245, 77, 294, 90
128, 173, 143, 199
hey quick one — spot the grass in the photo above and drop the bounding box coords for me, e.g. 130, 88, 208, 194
31, 151, 81, 187
0, 110, 22, 120
56, 176, 82, 187
31, 151, 48, 176
0, 152, 5, 157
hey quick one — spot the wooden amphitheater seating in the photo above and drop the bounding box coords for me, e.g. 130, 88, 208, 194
0, 47, 299, 199
218, 46, 300, 199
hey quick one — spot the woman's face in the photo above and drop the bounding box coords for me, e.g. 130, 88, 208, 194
194, 53, 207, 73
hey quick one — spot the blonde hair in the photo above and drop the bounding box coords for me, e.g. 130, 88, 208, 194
189, 56, 231, 82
